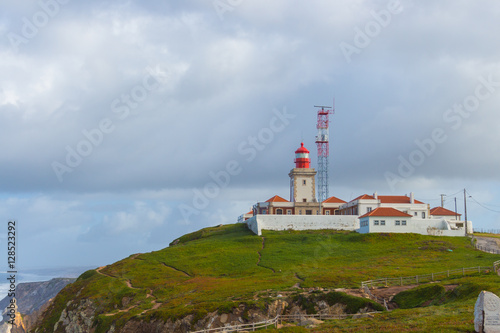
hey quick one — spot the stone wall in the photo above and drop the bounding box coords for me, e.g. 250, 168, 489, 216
245, 215, 359, 236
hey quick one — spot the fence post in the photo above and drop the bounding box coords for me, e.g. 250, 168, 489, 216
400, 277, 403, 286
479, 266, 481, 273
462, 267, 465, 276
416, 275, 419, 284
385, 278, 388, 287
447, 270, 449, 278
431, 273, 434, 281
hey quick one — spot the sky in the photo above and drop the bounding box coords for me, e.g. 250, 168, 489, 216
1, 0, 500, 270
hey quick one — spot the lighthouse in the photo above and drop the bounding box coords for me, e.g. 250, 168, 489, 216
289, 143, 317, 204
294, 142, 311, 168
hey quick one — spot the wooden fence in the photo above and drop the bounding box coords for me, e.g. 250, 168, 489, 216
189, 316, 279, 333
189, 311, 383, 333
362, 244, 500, 289
474, 229, 500, 234
361, 266, 493, 289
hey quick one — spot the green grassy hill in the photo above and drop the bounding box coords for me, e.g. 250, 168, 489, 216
35, 224, 500, 332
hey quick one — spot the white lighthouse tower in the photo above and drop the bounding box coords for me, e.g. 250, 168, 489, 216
289, 142, 317, 203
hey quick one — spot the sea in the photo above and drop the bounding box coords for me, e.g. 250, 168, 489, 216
0, 266, 93, 301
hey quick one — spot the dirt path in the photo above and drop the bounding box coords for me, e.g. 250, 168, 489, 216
125, 279, 140, 290
366, 284, 458, 301
96, 267, 163, 316
95, 266, 113, 278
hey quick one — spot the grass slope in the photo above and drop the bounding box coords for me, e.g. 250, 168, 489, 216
37, 224, 500, 332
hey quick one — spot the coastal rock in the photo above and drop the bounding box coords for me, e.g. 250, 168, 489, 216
299, 317, 323, 328
267, 300, 288, 317
0, 302, 25, 333
0, 278, 75, 316
54, 299, 97, 333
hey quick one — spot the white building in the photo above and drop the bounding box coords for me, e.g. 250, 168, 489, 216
430, 206, 461, 221
358, 207, 472, 236
339, 192, 429, 218
242, 143, 472, 237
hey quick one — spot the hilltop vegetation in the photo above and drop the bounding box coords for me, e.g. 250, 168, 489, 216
35, 224, 500, 332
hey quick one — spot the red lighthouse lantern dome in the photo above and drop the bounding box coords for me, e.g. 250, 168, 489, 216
294, 142, 310, 168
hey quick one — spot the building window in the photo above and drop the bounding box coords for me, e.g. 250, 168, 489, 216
276, 209, 283, 215
306, 210, 312, 215
325, 210, 330, 215
367, 207, 372, 213
262, 209, 267, 215
402, 220, 407, 226
414, 212, 418, 216
287, 209, 292, 215
303, 199, 307, 202
303, 180, 307, 185
380, 220, 386, 226
316, 210, 320, 215
374, 220, 379, 226
422, 212, 426, 218
395, 220, 400, 226
299, 210, 302, 215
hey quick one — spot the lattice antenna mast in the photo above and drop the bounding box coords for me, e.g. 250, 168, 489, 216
315, 103, 334, 202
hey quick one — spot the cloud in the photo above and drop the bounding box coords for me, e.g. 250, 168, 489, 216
1, 0, 500, 268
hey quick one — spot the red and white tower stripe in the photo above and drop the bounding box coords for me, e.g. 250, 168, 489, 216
315, 104, 334, 202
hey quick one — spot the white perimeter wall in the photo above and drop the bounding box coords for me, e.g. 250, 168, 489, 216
246, 216, 474, 237
358, 217, 472, 237
246, 215, 359, 236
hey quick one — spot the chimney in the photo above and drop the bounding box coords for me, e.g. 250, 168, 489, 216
410, 192, 415, 204
373, 191, 378, 200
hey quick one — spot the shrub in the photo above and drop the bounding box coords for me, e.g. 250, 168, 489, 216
393, 284, 445, 308
323, 291, 384, 313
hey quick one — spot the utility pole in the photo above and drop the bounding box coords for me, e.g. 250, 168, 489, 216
464, 189, 468, 236
440, 194, 446, 207
454, 197, 458, 220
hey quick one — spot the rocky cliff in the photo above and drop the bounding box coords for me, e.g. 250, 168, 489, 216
0, 278, 75, 333
41, 288, 382, 332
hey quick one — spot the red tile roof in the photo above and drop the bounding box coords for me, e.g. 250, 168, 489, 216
378, 195, 425, 204
352, 194, 375, 201
350, 194, 425, 204
245, 211, 253, 215
359, 207, 413, 219
430, 207, 461, 216
322, 196, 346, 204
265, 195, 289, 203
